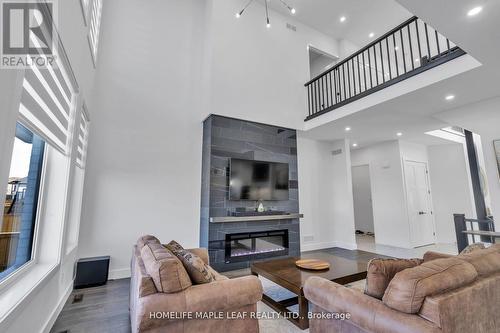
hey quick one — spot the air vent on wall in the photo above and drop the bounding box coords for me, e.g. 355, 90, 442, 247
286, 23, 297, 31
331, 149, 343, 156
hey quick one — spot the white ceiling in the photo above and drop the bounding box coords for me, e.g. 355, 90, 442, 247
266, 0, 412, 47
300, 0, 500, 149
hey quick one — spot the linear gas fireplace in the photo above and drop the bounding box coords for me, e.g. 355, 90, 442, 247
225, 230, 289, 263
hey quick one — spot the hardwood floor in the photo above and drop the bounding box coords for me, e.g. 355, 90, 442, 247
50, 278, 131, 333
50, 248, 390, 333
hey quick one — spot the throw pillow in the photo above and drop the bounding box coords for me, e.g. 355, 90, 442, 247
365, 258, 423, 299
166, 240, 215, 284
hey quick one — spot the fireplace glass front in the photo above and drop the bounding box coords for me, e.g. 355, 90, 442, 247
225, 229, 289, 263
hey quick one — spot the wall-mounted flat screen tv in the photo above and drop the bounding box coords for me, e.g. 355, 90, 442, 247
229, 159, 289, 201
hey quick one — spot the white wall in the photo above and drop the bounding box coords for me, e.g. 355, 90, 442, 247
77, 0, 209, 279
0, 0, 97, 332
205, 0, 339, 129
297, 136, 356, 251
435, 97, 500, 229
428, 144, 474, 243
351, 141, 411, 248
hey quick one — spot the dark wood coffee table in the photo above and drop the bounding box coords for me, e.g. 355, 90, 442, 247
251, 252, 367, 330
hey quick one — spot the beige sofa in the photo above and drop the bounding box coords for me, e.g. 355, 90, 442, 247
304, 244, 500, 333
130, 236, 263, 333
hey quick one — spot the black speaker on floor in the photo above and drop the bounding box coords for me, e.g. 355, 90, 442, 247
74, 256, 110, 289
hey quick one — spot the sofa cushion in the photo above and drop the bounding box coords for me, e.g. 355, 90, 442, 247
423, 251, 454, 262
137, 235, 160, 249
166, 240, 215, 284
382, 257, 477, 314
140, 242, 192, 293
365, 258, 423, 299
458, 248, 500, 276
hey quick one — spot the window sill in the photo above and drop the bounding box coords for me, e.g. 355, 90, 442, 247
0, 262, 59, 327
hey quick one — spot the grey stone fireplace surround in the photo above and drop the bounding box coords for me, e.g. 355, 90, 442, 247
200, 115, 301, 272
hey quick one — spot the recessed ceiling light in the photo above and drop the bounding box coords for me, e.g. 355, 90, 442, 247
369, 32, 375, 38
345, 126, 351, 132
291, 8, 296, 14
266, 23, 271, 29
397, 132, 403, 137
467, 6, 483, 16
352, 143, 358, 147
340, 16, 346, 23
445, 94, 455, 101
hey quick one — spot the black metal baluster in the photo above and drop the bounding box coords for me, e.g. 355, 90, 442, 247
379, 42, 385, 83
312, 81, 316, 114
408, 24, 415, 70
342, 65, 346, 101
347, 61, 352, 99
435, 30, 441, 55
400, 29, 407, 73
357, 54, 362, 92
320, 76, 324, 109
333, 69, 338, 104
416, 20, 422, 62
351, 58, 357, 95
368, 47, 373, 89
386, 37, 392, 79
393, 33, 400, 76
373, 45, 379, 86
424, 23, 431, 58
362, 51, 367, 89
307, 85, 311, 116
328, 72, 333, 107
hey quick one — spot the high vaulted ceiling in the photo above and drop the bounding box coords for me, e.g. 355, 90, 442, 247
266, 0, 412, 47
299, 0, 500, 149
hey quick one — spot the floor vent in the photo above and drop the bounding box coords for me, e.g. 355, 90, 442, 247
72, 294, 84, 304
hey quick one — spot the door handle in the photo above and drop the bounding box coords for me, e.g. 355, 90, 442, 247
418, 211, 427, 215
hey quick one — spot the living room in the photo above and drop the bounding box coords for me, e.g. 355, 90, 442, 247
0, 0, 499, 332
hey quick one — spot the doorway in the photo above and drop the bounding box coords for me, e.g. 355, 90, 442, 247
403, 160, 436, 247
308, 46, 337, 79
352, 165, 375, 245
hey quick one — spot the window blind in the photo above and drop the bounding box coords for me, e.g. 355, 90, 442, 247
88, 0, 103, 62
18, 4, 78, 154
76, 106, 90, 169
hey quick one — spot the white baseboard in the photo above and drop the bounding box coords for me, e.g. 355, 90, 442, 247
109, 267, 131, 280
301, 241, 357, 252
335, 241, 358, 250
41, 280, 73, 333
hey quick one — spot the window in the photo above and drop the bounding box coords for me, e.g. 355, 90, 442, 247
76, 105, 90, 169
88, 0, 103, 64
0, 123, 45, 281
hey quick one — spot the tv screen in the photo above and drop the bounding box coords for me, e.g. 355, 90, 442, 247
229, 159, 289, 201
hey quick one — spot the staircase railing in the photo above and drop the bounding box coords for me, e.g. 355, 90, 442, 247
454, 214, 497, 252
304, 16, 466, 121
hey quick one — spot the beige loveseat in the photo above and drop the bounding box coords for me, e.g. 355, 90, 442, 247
304, 244, 500, 333
130, 236, 263, 333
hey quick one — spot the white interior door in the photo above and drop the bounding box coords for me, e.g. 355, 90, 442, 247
352, 165, 374, 234
404, 160, 435, 247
